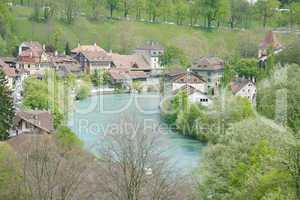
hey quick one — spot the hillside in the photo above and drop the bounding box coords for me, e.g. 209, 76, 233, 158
13, 6, 265, 59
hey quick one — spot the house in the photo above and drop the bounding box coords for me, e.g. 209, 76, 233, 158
17, 41, 50, 75
109, 68, 148, 85
173, 84, 212, 107
12, 110, 54, 136
72, 43, 112, 73
190, 57, 224, 95
134, 41, 164, 72
258, 31, 283, 64
50, 54, 82, 77
111, 53, 151, 73
164, 67, 186, 81
0, 58, 16, 89
0, 57, 17, 68
231, 78, 256, 105
171, 71, 207, 94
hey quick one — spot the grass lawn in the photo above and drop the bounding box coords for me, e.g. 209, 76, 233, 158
12, 6, 268, 60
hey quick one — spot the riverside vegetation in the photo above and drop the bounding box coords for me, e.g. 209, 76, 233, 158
0, 0, 300, 200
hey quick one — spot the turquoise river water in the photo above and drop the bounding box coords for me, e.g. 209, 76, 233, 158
68, 93, 205, 174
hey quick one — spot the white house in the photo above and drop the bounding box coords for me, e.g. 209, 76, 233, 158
172, 72, 207, 94
231, 78, 256, 105
173, 84, 212, 107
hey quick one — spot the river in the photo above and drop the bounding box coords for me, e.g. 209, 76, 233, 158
68, 93, 205, 174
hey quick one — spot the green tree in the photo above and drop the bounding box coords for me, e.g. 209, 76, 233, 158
133, 0, 145, 19
198, 0, 230, 28
257, 64, 300, 132
229, 0, 250, 28
0, 70, 15, 140
234, 58, 258, 78
63, 0, 78, 24
76, 82, 91, 100
55, 126, 83, 151
276, 37, 300, 65
65, 41, 71, 55
87, 0, 101, 19
106, 0, 119, 18
160, 46, 189, 68
174, 0, 188, 25
255, 0, 280, 27
289, 2, 300, 27
198, 118, 295, 199
0, 143, 21, 199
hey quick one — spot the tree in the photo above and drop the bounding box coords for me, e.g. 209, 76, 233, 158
276, 37, 300, 65
229, 0, 250, 28
288, 142, 300, 200
65, 41, 71, 55
176, 103, 207, 139
0, 143, 21, 200
234, 58, 258, 78
11, 135, 91, 200
96, 118, 190, 200
0, 70, 15, 140
55, 126, 83, 151
204, 92, 255, 143
106, 0, 119, 19
255, 0, 280, 27
63, 0, 78, 24
198, 118, 296, 199
133, 0, 145, 19
257, 64, 300, 133
289, 2, 300, 27
160, 46, 189, 68
174, 0, 188, 25
76, 82, 91, 100
198, 0, 230, 29
87, 0, 101, 19
120, 0, 133, 18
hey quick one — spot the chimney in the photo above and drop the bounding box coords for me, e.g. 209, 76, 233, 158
55, 51, 58, 56
42, 44, 46, 50
78, 42, 81, 48
94, 43, 97, 47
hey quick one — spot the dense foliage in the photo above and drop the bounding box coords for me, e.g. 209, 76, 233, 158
198, 118, 298, 199
23, 76, 65, 129
161, 90, 255, 142
0, 70, 15, 140
0, 3, 18, 55
257, 64, 300, 133
8, 0, 299, 29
